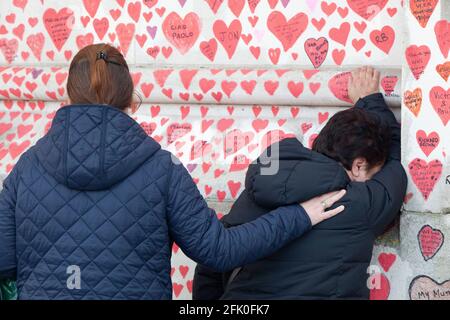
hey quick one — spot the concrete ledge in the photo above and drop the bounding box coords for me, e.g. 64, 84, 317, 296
0, 66, 402, 107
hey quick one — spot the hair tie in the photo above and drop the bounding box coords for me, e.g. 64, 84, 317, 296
96, 50, 123, 67
96, 51, 108, 61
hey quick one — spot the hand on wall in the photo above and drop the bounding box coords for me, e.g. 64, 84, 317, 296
348, 66, 381, 104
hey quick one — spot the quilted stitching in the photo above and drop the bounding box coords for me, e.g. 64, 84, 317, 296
16, 151, 173, 299
12, 105, 174, 299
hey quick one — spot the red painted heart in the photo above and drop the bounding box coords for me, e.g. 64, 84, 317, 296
405, 45, 431, 80
416, 130, 439, 157
328, 72, 352, 103
378, 253, 396, 272
409, 0, 439, 28
435, 19, 450, 58
43, 8, 75, 52
429, 86, 450, 126
162, 12, 201, 55
347, 0, 388, 21
418, 225, 444, 261
213, 19, 242, 59
267, 11, 308, 52
408, 158, 443, 200
304, 37, 328, 68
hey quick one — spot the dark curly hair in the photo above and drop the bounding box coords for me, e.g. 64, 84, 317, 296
312, 108, 391, 170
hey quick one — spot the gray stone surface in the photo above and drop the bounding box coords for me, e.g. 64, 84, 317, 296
401, 211, 450, 281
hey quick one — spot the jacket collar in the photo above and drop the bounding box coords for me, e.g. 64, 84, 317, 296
35, 104, 161, 190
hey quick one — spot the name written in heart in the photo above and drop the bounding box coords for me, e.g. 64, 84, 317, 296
215, 30, 240, 42
162, 12, 201, 55
374, 32, 388, 43
406, 45, 431, 80
417, 137, 438, 147
170, 24, 194, 40
416, 130, 439, 157
409, 275, 450, 300
431, 90, 450, 107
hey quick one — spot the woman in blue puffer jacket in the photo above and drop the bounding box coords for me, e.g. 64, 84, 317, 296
0, 44, 345, 299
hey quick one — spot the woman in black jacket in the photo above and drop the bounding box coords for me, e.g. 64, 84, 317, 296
193, 66, 407, 300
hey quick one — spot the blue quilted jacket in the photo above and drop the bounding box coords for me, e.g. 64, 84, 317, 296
0, 104, 311, 300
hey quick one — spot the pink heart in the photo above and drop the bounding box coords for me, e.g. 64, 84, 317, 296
416, 130, 439, 157
43, 8, 75, 52
116, 23, 135, 56
410, 0, 439, 28
380, 76, 398, 96
429, 86, 450, 126
378, 253, 396, 272
408, 158, 443, 200
228, 0, 245, 17
418, 225, 444, 261
213, 19, 242, 59
83, 0, 101, 18
370, 25, 395, 54
287, 81, 304, 98
93, 18, 109, 40
163, 12, 201, 55
435, 19, 450, 58
409, 276, 450, 300
405, 45, 431, 80
204, 0, 224, 13
328, 72, 352, 103
329, 22, 350, 46
200, 38, 218, 62
304, 37, 328, 68
267, 11, 308, 52
347, 0, 388, 21
0, 38, 19, 64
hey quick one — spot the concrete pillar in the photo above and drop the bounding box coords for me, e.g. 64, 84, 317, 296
398, 0, 450, 300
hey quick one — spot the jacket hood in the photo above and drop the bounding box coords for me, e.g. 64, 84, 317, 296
35, 104, 161, 191
245, 137, 350, 209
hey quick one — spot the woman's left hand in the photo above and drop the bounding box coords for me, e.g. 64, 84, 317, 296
300, 190, 346, 226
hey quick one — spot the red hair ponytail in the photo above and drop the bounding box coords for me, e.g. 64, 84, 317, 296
67, 43, 134, 111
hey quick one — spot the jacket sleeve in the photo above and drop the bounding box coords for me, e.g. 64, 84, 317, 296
355, 93, 407, 236
165, 160, 312, 272
0, 165, 20, 280
192, 218, 235, 300
355, 93, 400, 161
